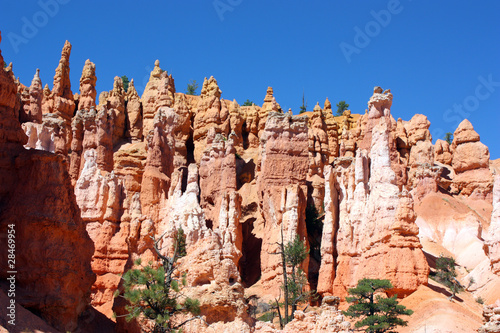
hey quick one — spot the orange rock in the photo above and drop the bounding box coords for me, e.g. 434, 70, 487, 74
228, 99, 245, 154
141, 59, 165, 134
193, 76, 230, 162
434, 139, 453, 165
257, 112, 310, 296
308, 102, 330, 177
0, 41, 94, 329
450, 120, 493, 198
20, 68, 43, 123
328, 118, 428, 298
48, 40, 75, 120
79, 59, 97, 111
126, 79, 143, 141
69, 107, 114, 183
199, 131, 237, 229
323, 97, 339, 160
405, 114, 432, 146
108, 76, 126, 144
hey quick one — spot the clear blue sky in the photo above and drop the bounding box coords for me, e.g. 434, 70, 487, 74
1, 1, 499, 158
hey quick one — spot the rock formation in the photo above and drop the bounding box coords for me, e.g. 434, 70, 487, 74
0, 32, 94, 332
126, 79, 143, 141
308, 102, 330, 178
322, 114, 429, 298
257, 112, 310, 295
108, 76, 126, 144
323, 98, 339, 160
79, 59, 97, 111
451, 119, 492, 199
193, 76, 230, 162
479, 301, 500, 333
44, 40, 75, 120
141, 59, 166, 135
4, 36, 500, 333
19, 68, 43, 123
199, 130, 238, 229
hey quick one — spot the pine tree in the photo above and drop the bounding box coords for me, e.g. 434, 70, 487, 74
272, 229, 310, 328
444, 132, 453, 145
242, 99, 254, 106
186, 79, 199, 95
284, 235, 309, 318
336, 100, 349, 116
121, 75, 129, 92
117, 229, 200, 332
435, 255, 463, 300
299, 91, 307, 114
343, 278, 413, 333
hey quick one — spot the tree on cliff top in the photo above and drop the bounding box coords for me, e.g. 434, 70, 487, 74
343, 278, 413, 333
117, 228, 200, 332
186, 79, 199, 95
336, 100, 349, 116
299, 91, 307, 114
444, 132, 453, 145
242, 99, 254, 106
121, 75, 129, 92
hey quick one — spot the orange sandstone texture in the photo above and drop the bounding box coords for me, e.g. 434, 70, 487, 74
0, 32, 95, 332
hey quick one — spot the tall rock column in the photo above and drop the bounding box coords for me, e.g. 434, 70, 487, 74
193, 76, 230, 162
331, 116, 429, 298
450, 119, 493, 199
323, 98, 339, 161
126, 79, 143, 142
199, 130, 237, 229
317, 165, 339, 295
257, 112, 310, 296
79, 59, 97, 111
405, 114, 440, 200
108, 76, 126, 145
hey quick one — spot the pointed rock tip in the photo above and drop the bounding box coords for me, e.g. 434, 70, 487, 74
456, 119, 474, 130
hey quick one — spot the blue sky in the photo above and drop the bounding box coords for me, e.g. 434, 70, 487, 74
1, 1, 499, 158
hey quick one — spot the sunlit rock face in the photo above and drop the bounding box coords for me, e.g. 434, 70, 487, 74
5, 36, 499, 332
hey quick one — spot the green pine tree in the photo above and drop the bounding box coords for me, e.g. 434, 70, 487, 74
117, 228, 200, 332
121, 75, 129, 93
435, 255, 463, 300
271, 230, 311, 328
284, 235, 309, 318
299, 91, 307, 114
444, 132, 453, 145
343, 278, 413, 333
242, 99, 254, 106
336, 100, 349, 116
186, 79, 199, 95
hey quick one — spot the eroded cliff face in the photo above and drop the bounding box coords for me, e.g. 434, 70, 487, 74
0, 33, 95, 332
4, 36, 500, 332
